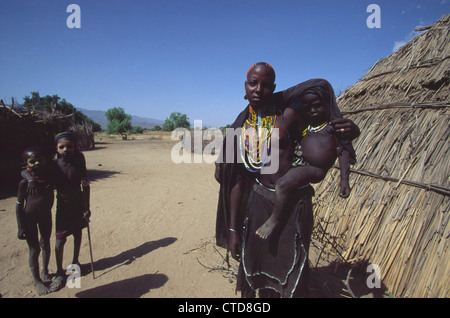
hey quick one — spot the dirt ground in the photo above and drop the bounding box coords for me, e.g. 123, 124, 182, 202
0, 136, 242, 298
0, 134, 383, 299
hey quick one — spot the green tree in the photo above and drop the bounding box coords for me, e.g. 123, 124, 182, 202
162, 112, 190, 131
130, 126, 144, 134
105, 107, 132, 139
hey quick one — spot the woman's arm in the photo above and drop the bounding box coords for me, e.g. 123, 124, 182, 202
228, 179, 243, 261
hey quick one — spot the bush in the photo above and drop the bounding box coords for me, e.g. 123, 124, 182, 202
162, 112, 190, 131
130, 126, 144, 134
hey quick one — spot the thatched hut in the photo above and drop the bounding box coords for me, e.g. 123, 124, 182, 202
0, 99, 94, 196
311, 14, 449, 297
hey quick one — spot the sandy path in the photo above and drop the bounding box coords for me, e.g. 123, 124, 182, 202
0, 139, 239, 298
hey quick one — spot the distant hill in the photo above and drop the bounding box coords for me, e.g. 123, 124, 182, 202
78, 108, 164, 130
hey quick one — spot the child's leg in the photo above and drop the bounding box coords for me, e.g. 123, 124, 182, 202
54, 237, 66, 275
25, 222, 50, 295
256, 165, 326, 239
50, 235, 67, 292
71, 228, 82, 266
38, 216, 52, 283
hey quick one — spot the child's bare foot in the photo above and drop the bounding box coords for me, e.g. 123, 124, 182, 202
34, 280, 50, 296
256, 217, 278, 239
49, 275, 66, 292
41, 270, 51, 283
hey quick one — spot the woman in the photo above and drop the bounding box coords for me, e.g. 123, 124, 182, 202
215, 62, 359, 297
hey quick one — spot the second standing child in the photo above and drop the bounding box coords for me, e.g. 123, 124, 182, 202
50, 132, 90, 292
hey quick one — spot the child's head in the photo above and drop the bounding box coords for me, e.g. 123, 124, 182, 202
245, 62, 276, 109
23, 147, 47, 172
300, 90, 330, 126
55, 132, 77, 159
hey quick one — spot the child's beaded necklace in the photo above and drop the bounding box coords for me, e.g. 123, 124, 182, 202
301, 121, 328, 136
26, 168, 50, 189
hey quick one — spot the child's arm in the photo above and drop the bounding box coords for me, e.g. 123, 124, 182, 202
21, 169, 38, 196
228, 178, 243, 261
79, 153, 91, 218
332, 119, 359, 197
337, 146, 351, 198
15, 181, 27, 240
82, 178, 91, 218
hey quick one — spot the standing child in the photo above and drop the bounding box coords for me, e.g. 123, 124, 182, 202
49, 132, 90, 291
16, 147, 54, 295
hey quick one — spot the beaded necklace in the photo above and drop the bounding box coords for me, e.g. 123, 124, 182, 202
301, 121, 328, 136
240, 106, 277, 172
26, 168, 50, 188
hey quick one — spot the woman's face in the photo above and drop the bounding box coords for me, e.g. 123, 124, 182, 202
245, 65, 276, 109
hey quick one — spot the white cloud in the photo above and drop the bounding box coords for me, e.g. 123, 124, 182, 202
392, 25, 425, 53
392, 40, 408, 52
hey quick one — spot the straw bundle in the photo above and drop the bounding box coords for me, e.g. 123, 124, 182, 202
311, 15, 449, 298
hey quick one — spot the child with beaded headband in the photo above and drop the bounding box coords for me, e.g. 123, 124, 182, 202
49, 131, 91, 291
15, 146, 54, 295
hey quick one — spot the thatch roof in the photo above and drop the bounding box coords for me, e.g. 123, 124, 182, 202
311, 14, 449, 297
0, 99, 95, 196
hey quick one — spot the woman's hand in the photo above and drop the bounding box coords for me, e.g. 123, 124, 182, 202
331, 118, 360, 140
228, 230, 242, 261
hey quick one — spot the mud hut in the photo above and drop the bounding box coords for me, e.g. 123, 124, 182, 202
310, 14, 449, 298
0, 99, 94, 196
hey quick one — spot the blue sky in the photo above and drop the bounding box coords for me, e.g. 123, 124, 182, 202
1, 0, 448, 127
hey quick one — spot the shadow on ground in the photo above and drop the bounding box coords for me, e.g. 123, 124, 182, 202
75, 273, 168, 298
88, 169, 120, 182
92, 237, 177, 278
309, 261, 389, 298
74, 237, 177, 297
